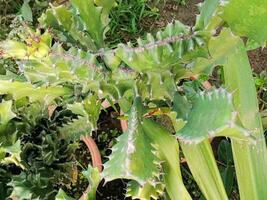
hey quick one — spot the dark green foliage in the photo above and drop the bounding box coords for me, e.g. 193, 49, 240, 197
8, 107, 79, 199
217, 140, 238, 197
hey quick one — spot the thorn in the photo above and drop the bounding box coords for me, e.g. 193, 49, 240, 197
98, 89, 103, 95
227, 120, 235, 128
148, 180, 157, 187
214, 89, 219, 98
207, 92, 212, 100
244, 130, 251, 137
227, 92, 232, 102
208, 130, 216, 137
231, 111, 238, 120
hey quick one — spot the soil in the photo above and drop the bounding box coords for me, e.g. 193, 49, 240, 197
248, 48, 267, 73
157, 0, 203, 27
63, 107, 124, 199
141, 0, 202, 35
94, 108, 127, 200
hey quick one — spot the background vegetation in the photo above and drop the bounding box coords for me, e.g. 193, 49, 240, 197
0, 0, 266, 199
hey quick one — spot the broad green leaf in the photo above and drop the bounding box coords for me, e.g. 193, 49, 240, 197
0, 101, 16, 126
67, 95, 101, 130
126, 180, 165, 200
195, 0, 220, 30
172, 92, 191, 120
82, 165, 101, 200
1, 140, 24, 169
40, 0, 112, 50
193, 28, 267, 200
142, 119, 191, 200
21, 0, 33, 22
192, 29, 240, 74
116, 21, 207, 72
0, 80, 71, 104
71, 0, 105, 48
1, 34, 50, 60
221, 0, 267, 44
10, 173, 33, 200
181, 141, 228, 200
94, 0, 116, 14
221, 29, 267, 199
59, 95, 102, 140
56, 189, 75, 200
58, 117, 92, 141
103, 98, 160, 185
171, 97, 228, 200
176, 89, 251, 143
40, 6, 96, 50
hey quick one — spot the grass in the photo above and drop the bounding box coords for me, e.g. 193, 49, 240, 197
105, 0, 160, 47
0, 0, 23, 39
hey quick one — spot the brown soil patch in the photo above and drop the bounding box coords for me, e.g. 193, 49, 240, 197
141, 0, 203, 35
155, 0, 203, 28
248, 48, 267, 73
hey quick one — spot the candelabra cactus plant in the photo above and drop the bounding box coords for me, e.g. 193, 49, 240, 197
0, 0, 267, 199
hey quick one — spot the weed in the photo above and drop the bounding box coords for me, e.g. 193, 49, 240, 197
106, 0, 160, 46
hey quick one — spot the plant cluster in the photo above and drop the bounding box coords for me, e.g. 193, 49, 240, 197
0, 0, 267, 199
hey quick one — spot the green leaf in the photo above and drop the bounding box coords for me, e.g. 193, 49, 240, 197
126, 180, 165, 200
21, 0, 33, 22
172, 92, 191, 120
172, 95, 228, 200
94, 0, 117, 16
10, 173, 34, 200
221, 29, 267, 199
142, 119, 191, 200
192, 29, 240, 74
9, 171, 57, 200
246, 39, 262, 51
68, 95, 101, 130
193, 28, 267, 200
221, 0, 267, 44
195, 0, 220, 30
40, 0, 112, 50
1, 140, 24, 168
103, 98, 160, 185
56, 189, 75, 200
181, 140, 228, 200
39, 6, 96, 50
116, 20, 206, 72
1, 33, 51, 59
0, 80, 71, 104
71, 0, 106, 48
176, 89, 251, 143
82, 165, 101, 200
59, 95, 102, 140
0, 101, 16, 126
58, 117, 92, 141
